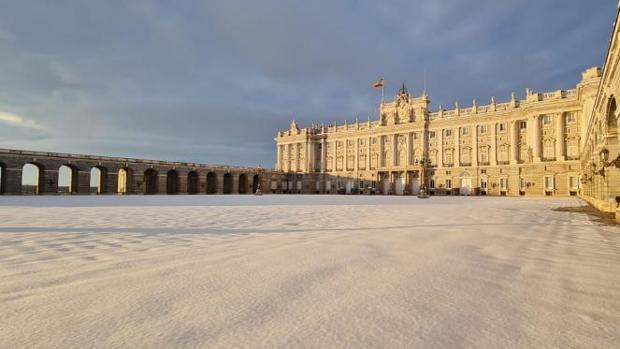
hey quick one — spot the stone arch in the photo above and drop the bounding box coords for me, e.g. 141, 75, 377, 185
117, 168, 132, 194
607, 96, 618, 132
238, 174, 248, 194
0, 161, 5, 194
252, 174, 260, 193
187, 171, 199, 195
144, 168, 158, 195
58, 164, 78, 194
22, 162, 44, 194
206, 172, 217, 194
166, 169, 179, 195
223, 173, 233, 194
90, 166, 108, 194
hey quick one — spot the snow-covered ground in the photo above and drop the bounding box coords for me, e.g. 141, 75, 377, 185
0, 195, 619, 348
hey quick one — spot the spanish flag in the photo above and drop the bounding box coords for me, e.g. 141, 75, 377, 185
372, 78, 384, 88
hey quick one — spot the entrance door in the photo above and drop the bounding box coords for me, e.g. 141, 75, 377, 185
394, 174, 404, 195
460, 178, 472, 196
381, 176, 390, 195
346, 180, 352, 194
411, 176, 420, 195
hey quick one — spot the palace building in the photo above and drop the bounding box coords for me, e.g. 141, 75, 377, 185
274, 3, 620, 220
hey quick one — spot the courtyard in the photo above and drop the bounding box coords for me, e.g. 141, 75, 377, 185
0, 195, 619, 348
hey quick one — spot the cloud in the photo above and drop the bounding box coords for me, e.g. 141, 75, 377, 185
0, 111, 45, 131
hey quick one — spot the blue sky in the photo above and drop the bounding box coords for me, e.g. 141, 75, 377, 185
0, 0, 617, 168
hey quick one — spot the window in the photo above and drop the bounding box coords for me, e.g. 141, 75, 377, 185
462, 127, 469, 135
569, 176, 579, 189
430, 179, 435, 189
479, 147, 489, 164
445, 179, 452, 189
481, 169, 487, 174
500, 178, 508, 191
543, 139, 555, 159
566, 112, 576, 123
545, 176, 554, 190
542, 115, 552, 125
519, 121, 527, 129
481, 179, 487, 189
520, 178, 526, 190
499, 123, 507, 132
445, 129, 452, 137
479, 125, 487, 134
429, 131, 436, 139
445, 170, 451, 175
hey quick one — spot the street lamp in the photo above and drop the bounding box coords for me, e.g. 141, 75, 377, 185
597, 148, 620, 177
415, 157, 432, 199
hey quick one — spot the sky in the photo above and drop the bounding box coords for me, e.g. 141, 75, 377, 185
0, 1, 618, 169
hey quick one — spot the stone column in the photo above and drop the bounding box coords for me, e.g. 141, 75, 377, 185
332, 142, 337, 172
276, 145, 281, 171
367, 136, 372, 170
305, 141, 311, 172
406, 133, 412, 167
509, 121, 518, 164
392, 134, 398, 167
379, 136, 385, 167
354, 138, 359, 171
344, 138, 349, 172
490, 123, 497, 166
43, 169, 59, 194
455, 128, 461, 167
472, 126, 479, 167
529, 115, 541, 162
437, 129, 444, 168
320, 139, 326, 173
555, 113, 565, 161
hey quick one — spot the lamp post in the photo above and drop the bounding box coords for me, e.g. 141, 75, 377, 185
415, 157, 431, 199
596, 148, 620, 177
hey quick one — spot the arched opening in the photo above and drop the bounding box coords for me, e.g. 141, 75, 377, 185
166, 169, 179, 195
206, 172, 217, 194
90, 167, 107, 194
58, 165, 78, 194
223, 173, 233, 194
187, 171, 199, 194
608, 97, 618, 132
252, 174, 260, 194
0, 162, 6, 194
117, 168, 131, 194
144, 169, 158, 195
22, 163, 43, 194
238, 174, 248, 194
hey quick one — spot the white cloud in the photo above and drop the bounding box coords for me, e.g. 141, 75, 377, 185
0, 111, 46, 131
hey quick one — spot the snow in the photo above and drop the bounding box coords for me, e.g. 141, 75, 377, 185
0, 195, 619, 348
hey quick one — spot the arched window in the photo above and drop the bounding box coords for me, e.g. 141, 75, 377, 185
90, 167, 106, 194
0, 162, 5, 194
187, 171, 199, 194
144, 169, 158, 195
58, 165, 77, 194
22, 163, 43, 194
223, 173, 233, 194
118, 168, 129, 194
252, 174, 260, 193
206, 172, 217, 194
238, 174, 248, 194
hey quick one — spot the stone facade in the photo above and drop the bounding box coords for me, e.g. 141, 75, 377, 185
275, 69, 601, 198
0, 149, 271, 195
580, 4, 620, 222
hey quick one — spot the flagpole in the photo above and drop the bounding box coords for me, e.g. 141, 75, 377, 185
381, 84, 385, 105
